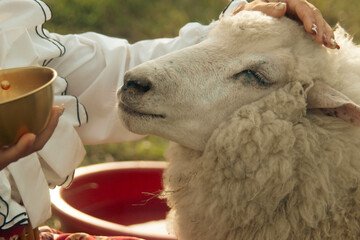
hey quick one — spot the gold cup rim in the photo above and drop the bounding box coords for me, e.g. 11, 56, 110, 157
0, 66, 57, 105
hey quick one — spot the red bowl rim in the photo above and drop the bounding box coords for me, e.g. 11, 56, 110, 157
50, 161, 176, 240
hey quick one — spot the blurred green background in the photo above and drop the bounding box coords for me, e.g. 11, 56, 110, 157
42, 0, 360, 167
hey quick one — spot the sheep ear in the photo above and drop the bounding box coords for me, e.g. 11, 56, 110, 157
306, 81, 360, 126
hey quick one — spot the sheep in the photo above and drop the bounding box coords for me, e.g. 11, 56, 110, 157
117, 10, 360, 240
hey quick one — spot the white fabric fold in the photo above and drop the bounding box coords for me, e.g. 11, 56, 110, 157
7, 154, 51, 228
38, 118, 86, 187
0, 171, 28, 230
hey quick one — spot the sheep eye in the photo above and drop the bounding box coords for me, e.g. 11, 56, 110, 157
233, 70, 273, 87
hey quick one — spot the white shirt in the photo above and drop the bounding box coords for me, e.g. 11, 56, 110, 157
0, 0, 244, 229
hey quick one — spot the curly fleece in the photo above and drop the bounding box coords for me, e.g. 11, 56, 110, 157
162, 12, 360, 240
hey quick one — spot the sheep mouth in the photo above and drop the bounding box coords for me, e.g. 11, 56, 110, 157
119, 102, 166, 119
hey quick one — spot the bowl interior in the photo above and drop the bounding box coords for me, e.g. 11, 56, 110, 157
0, 66, 55, 104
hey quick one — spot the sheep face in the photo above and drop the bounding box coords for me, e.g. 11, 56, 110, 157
117, 11, 321, 151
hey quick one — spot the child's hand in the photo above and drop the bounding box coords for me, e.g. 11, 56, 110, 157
0, 106, 64, 170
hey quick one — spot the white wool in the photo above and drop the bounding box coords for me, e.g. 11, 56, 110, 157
162, 12, 360, 240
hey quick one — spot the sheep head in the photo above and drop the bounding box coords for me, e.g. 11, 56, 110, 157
117, 11, 360, 151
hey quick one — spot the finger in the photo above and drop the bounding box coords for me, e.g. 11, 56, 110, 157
312, 14, 340, 49
301, 13, 316, 36
263, 2, 288, 18
285, 1, 321, 35
14, 133, 37, 157
0, 133, 36, 168
291, 1, 318, 35
312, 11, 328, 46
32, 105, 64, 151
322, 23, 340, 49
268, 0, 339, 50
291, 1, 338, 49
242, 2, 287, 18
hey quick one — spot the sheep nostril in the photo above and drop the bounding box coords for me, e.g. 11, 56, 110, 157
124, 77, 152, 94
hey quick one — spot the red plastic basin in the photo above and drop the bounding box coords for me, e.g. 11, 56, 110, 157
50, 161, 176, 240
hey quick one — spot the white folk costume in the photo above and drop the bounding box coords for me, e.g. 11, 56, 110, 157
0, 0, 244, 236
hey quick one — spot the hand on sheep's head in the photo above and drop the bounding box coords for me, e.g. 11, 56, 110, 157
233, 0, 339, 49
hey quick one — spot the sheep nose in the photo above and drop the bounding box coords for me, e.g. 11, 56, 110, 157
122, 72, 152, 95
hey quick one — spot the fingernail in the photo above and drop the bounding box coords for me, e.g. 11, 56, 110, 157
275, 2, 286, 10
330, 38, 340, 50
312, 24, 318, 35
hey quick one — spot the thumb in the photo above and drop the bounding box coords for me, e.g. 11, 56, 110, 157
240, 2, 287, 19
256, 2, 287, 18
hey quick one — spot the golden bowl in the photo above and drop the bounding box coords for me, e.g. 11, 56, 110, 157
0, 66, 57, 147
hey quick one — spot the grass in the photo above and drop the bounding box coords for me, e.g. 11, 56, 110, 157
43, 0, 230, 42
41, 0, 360, 167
